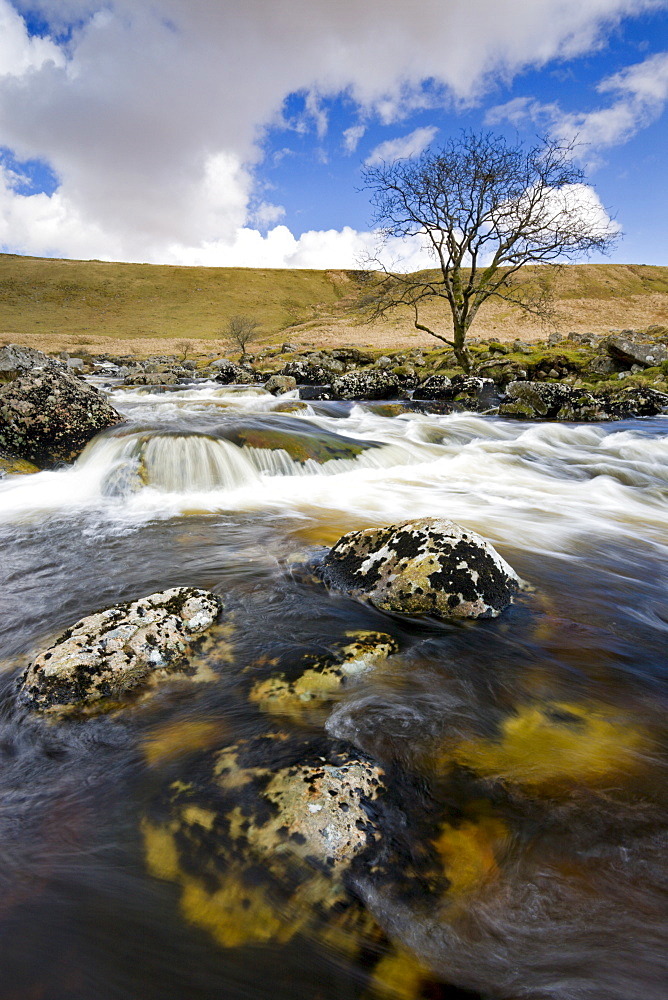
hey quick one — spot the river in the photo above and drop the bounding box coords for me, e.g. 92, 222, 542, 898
0, 381, 666, 1000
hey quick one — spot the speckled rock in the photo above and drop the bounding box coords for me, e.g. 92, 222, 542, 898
413, 374, 452, 400
0, 367, 122, 468
142, 735, 385, 948
318, 518, 519, 619
18, 587, 224, 716
280, 360, 331, 385
331, 369, 400, 400
213, 361, 255, 385
246, 630, 399, 722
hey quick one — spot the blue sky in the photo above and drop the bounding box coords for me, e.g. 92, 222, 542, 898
0, 0, 667, 268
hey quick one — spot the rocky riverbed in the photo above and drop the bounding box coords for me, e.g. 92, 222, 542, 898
0, 340, 666, 1000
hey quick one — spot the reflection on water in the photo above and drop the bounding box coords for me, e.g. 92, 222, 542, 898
0, 384, 666, 1000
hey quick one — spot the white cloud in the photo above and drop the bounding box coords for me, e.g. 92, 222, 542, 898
0, 0, 663, 264
487, 51, 668, 153
343, 124, 366, 154
364, 126, 438, 166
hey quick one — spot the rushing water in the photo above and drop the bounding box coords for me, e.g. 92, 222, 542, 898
0, 382, 666, 1000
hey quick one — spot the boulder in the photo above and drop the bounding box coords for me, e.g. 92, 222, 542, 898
264, 374, 297, 395
330, 347, 375, 365
474, 359, 527, 387
123, 372, 179, 386
213, 361, 255, 385
331, 369, 400, 400
18, 587, 223, 716
413, 374, 452, 400
298, 385, 333, 400
280, 360, 331, 385
500, 380, 574, 418
447, 375, 499, 410
601, 385, 668, 419
0, 344, 63, 383
606, 335, 668, 369
0, 368, 123, 468
317, 517, 519, 619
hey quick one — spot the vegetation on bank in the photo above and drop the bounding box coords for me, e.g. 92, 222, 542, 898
1, 254, 668, 358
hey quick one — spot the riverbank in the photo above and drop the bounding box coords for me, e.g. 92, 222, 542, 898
1, 254, 668, 357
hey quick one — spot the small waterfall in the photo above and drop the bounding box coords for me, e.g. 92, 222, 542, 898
76, 431, 260, 494
243, 440, 436, 477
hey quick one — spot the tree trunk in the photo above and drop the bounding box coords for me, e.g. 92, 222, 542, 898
452, 322, 472, 373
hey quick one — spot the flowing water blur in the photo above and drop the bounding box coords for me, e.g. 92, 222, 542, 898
0, 382, 666, 1000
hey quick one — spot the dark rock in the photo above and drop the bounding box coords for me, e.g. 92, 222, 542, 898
18, 587, 224, 717
601, 385, 668, 418
213, 361, 255, 385
500, 381, 574, 418
123, 372, 179, 386
413, 374, 452, 400
299, 385, 333, 400
280, 360, 331, 385
317, 517, 520, 619
331, 369, 400, 400
606, 336, 668, 368
0, 368, 123, 468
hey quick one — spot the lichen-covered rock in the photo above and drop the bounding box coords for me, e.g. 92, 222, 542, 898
280, 360, 331, 385
247, 630, 399, 722
143, 735, 385, 948
18, 587, 223, 716
601, 385, 668, 418
500, 380, 574, 418
318, 518, 519, 619
0, 449, 40, 476
0, 344, 64, 383
331, 369, 400, 400
213, 361, 255, 385
413, 374, 452, 400
122, 371, 179, 386
0, 368, 122, 468
606, 335, 668, 369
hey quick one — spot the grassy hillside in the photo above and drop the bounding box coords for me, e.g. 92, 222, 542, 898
0, 254, 666, 357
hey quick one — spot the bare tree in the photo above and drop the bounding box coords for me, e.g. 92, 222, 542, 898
225, 315, 259, 358
175, 338, 193, 362
360, 131, 618, 371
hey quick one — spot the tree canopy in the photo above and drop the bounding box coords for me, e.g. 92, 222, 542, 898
361, 131, 618, 371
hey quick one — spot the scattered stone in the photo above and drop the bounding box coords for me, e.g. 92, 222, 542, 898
18, 587, 224, 717
317, 517, 519, 619
0, 368, 123, 468
474, 359, 527, 387
213, 361, 255, 385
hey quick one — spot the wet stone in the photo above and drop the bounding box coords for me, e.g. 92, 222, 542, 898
317, 518, 519, 619
18, 587, 224, 716
246, 630, 399, 722
142, 735, 386, 948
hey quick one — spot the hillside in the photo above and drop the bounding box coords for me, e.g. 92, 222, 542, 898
0, 254, 666, 357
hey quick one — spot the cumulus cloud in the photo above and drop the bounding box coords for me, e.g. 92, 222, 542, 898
487, 51, 668, 153
0, 0, 662, 264
364, 126, 438, 166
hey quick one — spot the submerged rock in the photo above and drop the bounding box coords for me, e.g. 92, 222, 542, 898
246, 630, 399, 722
318, 518, 519, 619
18, 587, 223, 716
143, 734, 385, 948
0, 368, 122, 468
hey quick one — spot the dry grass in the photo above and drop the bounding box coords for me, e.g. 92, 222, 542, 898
1, 254, 667, 358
